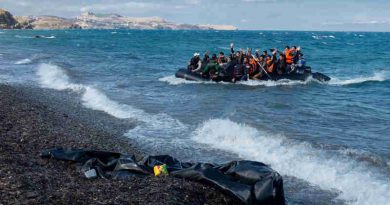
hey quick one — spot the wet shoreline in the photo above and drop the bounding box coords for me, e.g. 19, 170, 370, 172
0, 84, 240, 204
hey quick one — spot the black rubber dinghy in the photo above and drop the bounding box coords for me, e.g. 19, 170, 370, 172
175, 67, 331, 83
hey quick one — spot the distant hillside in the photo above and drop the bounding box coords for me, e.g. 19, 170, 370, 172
0, 8, 237, 30
15, 15, 81, 29
73, 12, 237, 30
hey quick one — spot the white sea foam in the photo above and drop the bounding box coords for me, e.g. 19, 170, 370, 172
354, 34, 365, 37
312, 35, 336, 40
15, 35, 33, 39
44, 35, 56, 39
15, 58, 32, 65
329, 71, 389, 86
81, 86, 145, 119
159, 75, 209, 85
159, 75, 317, 87
37, 63, 82, 91
81, 86, 187, 141
192, 119, 390, 205
37, 63, 186, 139
238, 78, 316, 87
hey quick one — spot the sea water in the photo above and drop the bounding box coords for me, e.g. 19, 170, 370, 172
0, 29, 389, 204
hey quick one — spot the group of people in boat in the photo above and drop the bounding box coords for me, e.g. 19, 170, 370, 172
187, 43, 306, 82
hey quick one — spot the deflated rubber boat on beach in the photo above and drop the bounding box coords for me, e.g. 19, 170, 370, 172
42, 148, 285, 205
175, 67, 331, 83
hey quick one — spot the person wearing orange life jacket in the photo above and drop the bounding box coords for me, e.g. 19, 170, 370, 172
284, 46, 293, 65
266, 55, 276, 74
284, 46, 296, 73
248, 56, 259, 78
251, 56, 264, 80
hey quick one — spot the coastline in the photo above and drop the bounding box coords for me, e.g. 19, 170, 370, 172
0, 84, 240, 204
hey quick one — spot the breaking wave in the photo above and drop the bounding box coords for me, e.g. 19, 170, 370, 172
37, 63, 83, 91
191, 119, 390, 205
329, 71, 389, 86
37, 63, 186, 139
15, 58, 32, 65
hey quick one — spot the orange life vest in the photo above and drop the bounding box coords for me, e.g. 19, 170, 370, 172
266, 59, 274, 73
249, 58, 258, 75
285, 50, 293, 64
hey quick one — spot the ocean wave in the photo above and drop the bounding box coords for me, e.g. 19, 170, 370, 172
15, 35, 56, 39
191, 118, 390, 205
37, 63, 186, 139
328, 71, 389, 86
37, 63, 83, 91
312, 35, 336, 40
15, 58, 32, 65
15, 35, 33, 39
353, 34, 365, 37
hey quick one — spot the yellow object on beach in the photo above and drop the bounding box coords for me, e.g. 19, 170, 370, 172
154, 164, 169, 176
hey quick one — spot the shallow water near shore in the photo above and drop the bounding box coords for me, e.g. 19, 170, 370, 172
1, 29, 389, 204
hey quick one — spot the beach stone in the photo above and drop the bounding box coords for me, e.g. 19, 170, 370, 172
25, 191, 38, 198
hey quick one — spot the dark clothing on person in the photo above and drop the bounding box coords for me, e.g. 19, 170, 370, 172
224, 61, 236, 77
233, 64, 245, 78
293, 51, 300, 64
203, 58, 221, 78
276, 58, 287, 74
218, 56, 227, 64
188, 57, 200, 71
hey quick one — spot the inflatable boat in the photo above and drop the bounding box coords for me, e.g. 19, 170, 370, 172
175, 66, 331, 83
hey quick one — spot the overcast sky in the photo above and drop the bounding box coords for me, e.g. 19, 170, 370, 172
2, 0, 390, 31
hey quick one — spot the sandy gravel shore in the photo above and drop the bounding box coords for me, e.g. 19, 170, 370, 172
0, 84, 240, 205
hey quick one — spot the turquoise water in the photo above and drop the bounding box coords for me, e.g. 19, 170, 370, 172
0, 30, 389, 204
